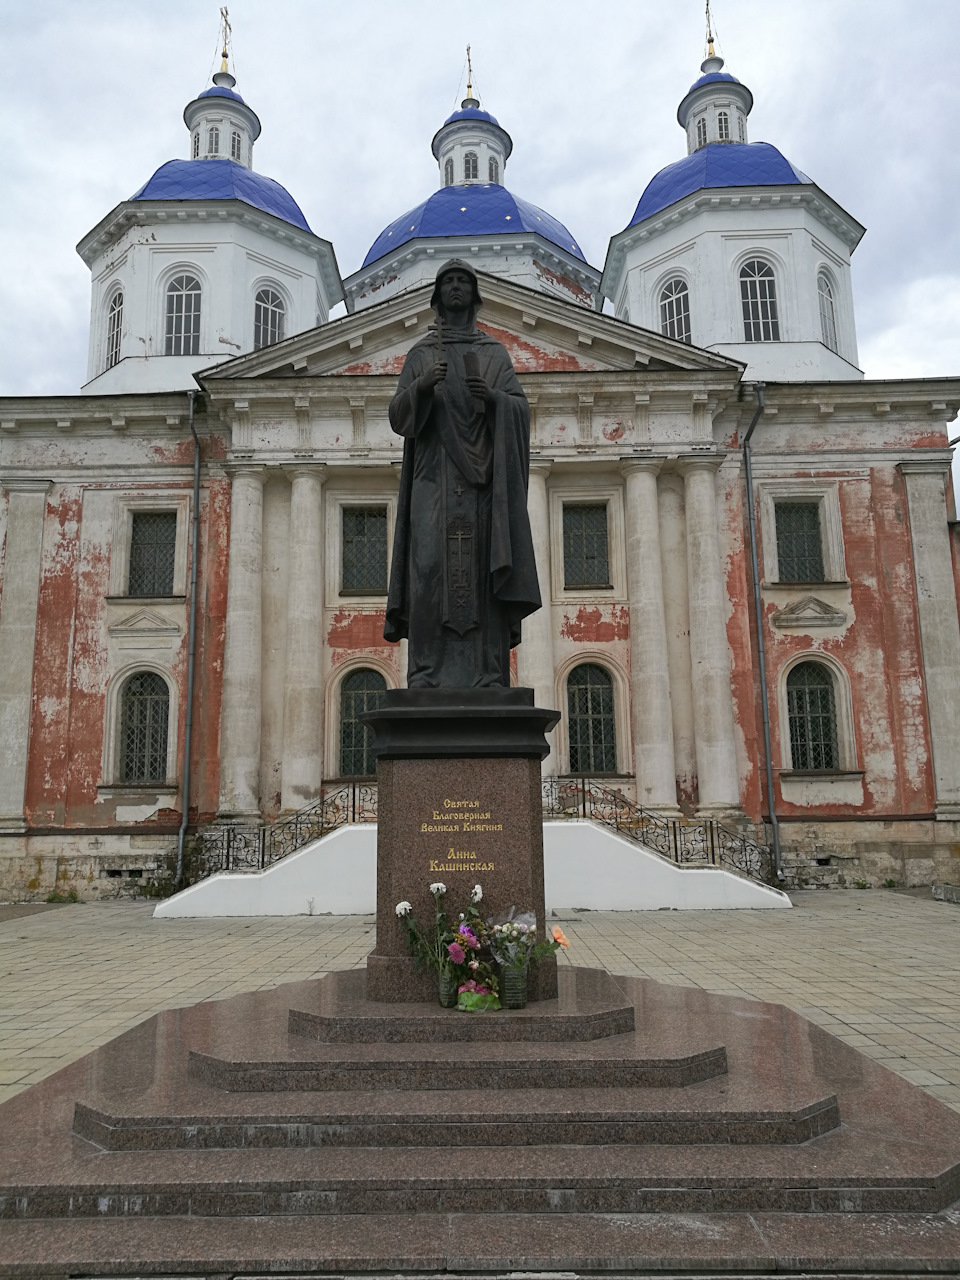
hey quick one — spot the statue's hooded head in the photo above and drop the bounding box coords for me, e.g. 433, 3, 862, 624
431, 259, 484, 322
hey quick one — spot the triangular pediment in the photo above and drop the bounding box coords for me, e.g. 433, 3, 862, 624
108, 609, 182, 640
200, 270, 743, 385
770, 596, 847, 629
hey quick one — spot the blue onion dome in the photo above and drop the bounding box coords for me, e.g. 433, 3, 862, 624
362, 183, 586, 268
628, 142, 810, 225
130, 159, 312, 232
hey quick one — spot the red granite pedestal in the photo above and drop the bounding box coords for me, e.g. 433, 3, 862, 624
362, 687, 560, 1003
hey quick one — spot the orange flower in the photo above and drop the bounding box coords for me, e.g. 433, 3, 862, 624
552, 926, 569, 948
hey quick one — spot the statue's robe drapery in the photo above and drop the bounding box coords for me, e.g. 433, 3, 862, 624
385, 326, 541, 687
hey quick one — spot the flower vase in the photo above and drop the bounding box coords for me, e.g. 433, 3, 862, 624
437, 971, 459, 1008
501, 966, 528, 1009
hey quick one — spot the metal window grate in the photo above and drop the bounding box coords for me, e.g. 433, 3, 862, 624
165, 275, 201, 356
105, 291, 123, 370
120, 672, 170, 783
563, 504, 610, 588
129, 511, 177, 597
775, 502, 824, 583
659, 278, 691, 343
740, 260, 780, 342
787, 662, 838, 770
342, 507, 388, 592
339, 668, 387, 777
254, 288, 285, 350
567, 664, 617, 774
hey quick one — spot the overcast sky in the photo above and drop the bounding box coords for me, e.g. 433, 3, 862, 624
1, 0, 957, 401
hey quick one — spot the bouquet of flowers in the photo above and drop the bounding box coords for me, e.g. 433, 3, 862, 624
395, 884, 500, 1010
488, 910, 569, 972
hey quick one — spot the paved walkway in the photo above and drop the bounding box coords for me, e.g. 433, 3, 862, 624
1, 890, 959, 1112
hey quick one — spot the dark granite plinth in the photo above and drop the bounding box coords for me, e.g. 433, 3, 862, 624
367, 748, 557, 1003
3, 971, 960, 1275
363, 686, 560, 759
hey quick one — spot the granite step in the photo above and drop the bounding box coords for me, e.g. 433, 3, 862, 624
3, 1207, 960, 1278
288, 966, 634, 1043
187, 1040, 728, 1092
72, 1085, 841, 1150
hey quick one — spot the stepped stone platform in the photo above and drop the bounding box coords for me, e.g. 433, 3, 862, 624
2, 966, 960, 1277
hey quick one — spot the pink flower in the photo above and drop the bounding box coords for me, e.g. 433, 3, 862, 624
458, 925, 480, 949
447, 941, 466, 965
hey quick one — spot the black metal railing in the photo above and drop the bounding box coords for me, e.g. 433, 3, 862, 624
540, 777, 772, 882
196, 776, 772, 886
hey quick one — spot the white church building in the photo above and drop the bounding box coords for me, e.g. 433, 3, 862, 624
1, 38, 959, 901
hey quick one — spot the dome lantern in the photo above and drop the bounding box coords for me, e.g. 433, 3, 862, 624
430, 48, 513, 187
676, 52, 754, 155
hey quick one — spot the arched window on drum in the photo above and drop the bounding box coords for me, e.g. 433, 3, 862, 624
567, 664, 617, 774
339, 669, 387, 777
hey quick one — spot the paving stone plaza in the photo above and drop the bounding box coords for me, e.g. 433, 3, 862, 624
3, 891, 959, 1115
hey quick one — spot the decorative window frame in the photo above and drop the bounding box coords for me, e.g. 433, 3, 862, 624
100, 659, 179, 790
156, 261, 208, 358
548, 484, 626, 603
324, 656, 399, 780
729, 245, 789, 343
776, 651, 858, 772
554, 651, 631, 778
324, 490, 397, 607
108, 493, 190, 599
655, 270, 693, 344
756, 479, 846, 584
101, 280, 124, 372
250, 276, 293, 350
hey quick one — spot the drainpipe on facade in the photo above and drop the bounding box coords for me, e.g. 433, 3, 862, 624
175, 390, 201, 890
741, 382, 784, 880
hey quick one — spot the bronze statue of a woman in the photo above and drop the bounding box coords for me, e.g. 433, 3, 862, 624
384, 260, 541, 687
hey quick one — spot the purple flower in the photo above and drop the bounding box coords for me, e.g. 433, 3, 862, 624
447, 941, 466, 965
458, 925, 480, 949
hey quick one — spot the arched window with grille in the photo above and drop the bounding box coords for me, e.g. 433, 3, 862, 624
659, 278, 691, 343
567, 664, 617, 775
254, 288, 285, 350
740, 260, 780, 342
488, 156, 499, 183
119, 672, 170, 784
231, 130, 242, 162
339, 668, 387, 777
165, 275, 202, 356
192, 131, 200, 159
105, 290, 123, 371
817, 272, 839, 353
463, 151, 478, 180
786, 662, 839, 771
696, 117, 707, 148
444, 158, 454, 186
717, 110, 730, 141
207, 126, 220, 155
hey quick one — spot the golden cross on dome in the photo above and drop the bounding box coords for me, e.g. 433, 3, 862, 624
218, 6, 233, 73
466, 44, 474, 99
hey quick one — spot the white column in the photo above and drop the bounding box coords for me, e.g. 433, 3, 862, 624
281, 466, 326, 811
517, 460, 558, 774
677, 457, 740, 813
0, 479, 50, 830
900, 461, 960, 819
219, 467, 265, 818
620, 460, 677, 810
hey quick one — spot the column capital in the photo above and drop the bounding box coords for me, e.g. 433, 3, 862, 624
619, 456, 663, 478
676, 452, 724, 476
528, 457, 553, 479
283, 462, 328, 484
0, 477, 53, 495
224, 463, 267, 483
898, 458, 952, 477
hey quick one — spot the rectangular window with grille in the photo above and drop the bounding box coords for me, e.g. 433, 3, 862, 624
128, 511, 178, 597
562, 503, 610, 589
342, 506, 388, 593
774, 502, 825, 583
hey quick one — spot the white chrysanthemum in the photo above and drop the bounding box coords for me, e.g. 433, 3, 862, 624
429, 882, 446, 895
471, 884, 483, 903
395, 901, 412, 917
